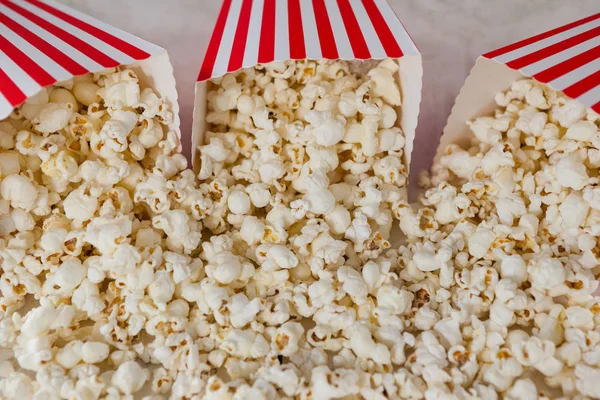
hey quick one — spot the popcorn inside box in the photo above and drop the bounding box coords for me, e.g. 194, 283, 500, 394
1, 0, 600, 398
192, 0, 423, 247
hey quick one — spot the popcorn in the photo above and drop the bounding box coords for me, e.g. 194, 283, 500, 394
565, 120, 597, 141
0, 153, 20, 177
34, 102, 74, 134
5, 58, 597, 399
245, 183, 271, 208
227, 189, 251, 215
321, 208, 350, 237
1, 174, 38, 210
147, 270, 176, 307
0, 68, 205, 396
555, 155, 589, 190
98, 70, 141, 109
274, 321, 304, 356
73, 81, 101, 106
111, 361, 148, 394
80, 341, 110, 364
559, 192, 589, 229
55, 341, 82, 369
396, 79, 600, 399
62, 184, 100, 222
41, 258, 86, 297
467, 226, 495, 259
528, 256, 566, 291
575, 364, 600, 398
16, 336, 54, 371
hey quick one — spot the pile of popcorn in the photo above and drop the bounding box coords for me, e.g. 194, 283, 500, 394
0, 59, 409, 399
407, 79, 600, 399
0, 55, 599, 400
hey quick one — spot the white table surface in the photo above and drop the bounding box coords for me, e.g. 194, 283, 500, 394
58, 0, 598, 181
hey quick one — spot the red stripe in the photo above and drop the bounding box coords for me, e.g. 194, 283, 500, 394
361, 0, 403, 58
0, 68, 27, 107
198, 0, 232, 81
592, 101, 600, 114
287, 0, 306, 59
562, 70, 600, 98
0, 14, 87, 76
534, 45, 600, 83
484, 13, 600, 59
1, 0, 119, 68
26, 0, 151, 60
228, 0, 253, 72
312, 0, 338, 59
507, 26, 600, 70
258, 0, 276, 64
0, 35, 56, 87
337, 0, 370, 59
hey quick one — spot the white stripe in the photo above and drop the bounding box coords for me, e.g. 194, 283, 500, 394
18, 1, 135, 66
520, 35, 600, 76
299, 0, 321, 59
323, 0, 353, 59
0, 92, 14, 120
1, 22, 72, 82
41, 0, 163, 56
495, 18, 600, 63
549, 57, 600, 91
242, 0, 263, 68
576, 84, 600, 109
274, 0, 289, 61
373, 0, 418, 56
0, 48, 42, 98
0, 4, 103, 72
212, 0, 243, 78
349, 0, 386, 59
0, 93, 14, 121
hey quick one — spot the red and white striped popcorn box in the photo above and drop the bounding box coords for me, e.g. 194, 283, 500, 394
192, 0, 422, 172
438, 13, 600, 157
0, 0, 179, 133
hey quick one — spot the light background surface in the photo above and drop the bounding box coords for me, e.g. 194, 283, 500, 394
57, 0, 598, 182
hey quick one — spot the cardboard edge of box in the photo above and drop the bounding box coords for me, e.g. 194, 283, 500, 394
191, 54, 424, 178
399, 54, 423, 172
435, 57, 535, 163
192, 80, 207, 174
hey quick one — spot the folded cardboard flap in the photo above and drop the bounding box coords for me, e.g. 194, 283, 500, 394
398, 54, 423, 170
435, 57, 522, 162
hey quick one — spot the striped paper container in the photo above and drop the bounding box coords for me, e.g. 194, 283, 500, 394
438, 12, 600, 158
0, 0, 180, 133
192, 0, 422, 172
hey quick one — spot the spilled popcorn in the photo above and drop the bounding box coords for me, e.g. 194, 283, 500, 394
0, 57, 599, 400
407, 79, 600, 399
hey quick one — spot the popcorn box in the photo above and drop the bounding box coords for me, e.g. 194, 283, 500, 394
192, 0, 422, 173
437, 13, 600, 160
0, 0, 179, 134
